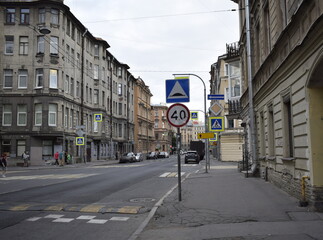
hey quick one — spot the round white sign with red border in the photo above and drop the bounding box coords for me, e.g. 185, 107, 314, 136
166, 103, 190, 128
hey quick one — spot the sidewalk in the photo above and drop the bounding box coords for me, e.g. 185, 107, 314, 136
137, 159, 323, 240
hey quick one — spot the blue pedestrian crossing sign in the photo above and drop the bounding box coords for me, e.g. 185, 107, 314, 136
190, 111, 198, 120
76, 137, 85, 145
209, 117, 225, 132
165, 79, 190, 103
94, 114, 102, 122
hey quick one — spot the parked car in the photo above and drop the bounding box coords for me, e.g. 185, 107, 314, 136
158, 151, 169, 158
135, 153, 143, 162
119, 152, 136, 163
184, 150, 200, 164
147, 152, 157, 159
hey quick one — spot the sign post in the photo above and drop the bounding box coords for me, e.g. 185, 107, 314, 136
167, 103, 190, 201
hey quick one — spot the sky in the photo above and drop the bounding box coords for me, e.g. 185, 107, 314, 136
64, 0, 240, 122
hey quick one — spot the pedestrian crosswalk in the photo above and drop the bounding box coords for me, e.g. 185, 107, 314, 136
159, 172, 185, 178
26, 214, 130, 225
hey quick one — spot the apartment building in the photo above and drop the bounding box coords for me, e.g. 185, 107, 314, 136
234, 0, 323, 210
210, 42, 243, 162
151, 104, 173, 153
133, 77, 154, 155
0, 0, 134, 165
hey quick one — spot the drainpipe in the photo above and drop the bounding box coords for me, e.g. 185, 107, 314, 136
299, 176, 310, 207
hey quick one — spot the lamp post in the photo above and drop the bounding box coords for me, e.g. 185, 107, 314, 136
173, 73, 209, 173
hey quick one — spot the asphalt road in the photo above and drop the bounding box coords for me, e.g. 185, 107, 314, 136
0, 156, 201, 240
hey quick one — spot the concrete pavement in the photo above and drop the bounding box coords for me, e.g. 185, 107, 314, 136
136, 159, 323, 240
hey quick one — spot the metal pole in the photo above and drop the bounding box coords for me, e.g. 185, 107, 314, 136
177, 128, 182, 201
245, 0, 257, 164
173, 73, 208, 173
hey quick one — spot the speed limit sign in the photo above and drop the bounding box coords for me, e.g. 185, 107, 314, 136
167, 103, 190, 128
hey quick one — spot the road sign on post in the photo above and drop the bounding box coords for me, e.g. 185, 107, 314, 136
166, 103, 190, 128
209, 117, 225, 131
197, 132, 215, 139
166, 79, 190, 103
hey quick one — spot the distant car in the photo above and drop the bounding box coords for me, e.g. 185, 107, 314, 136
147, 152, 158, 159
158, 151, 169, 158
184, 150, 200, 164
135, 153, 143, 162
119, 152, 136, 163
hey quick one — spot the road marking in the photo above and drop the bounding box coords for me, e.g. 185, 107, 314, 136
77, 215, 96, 220
159, 172, 186, 178
25, 214, 130, 224
110, 217, 129, 221
44, 214, 64, 219
0, 174, 97, 181
53, 218, 74, 223
26, 217, 42, 222
91, 164, 146, 168
87, 219, 108, 224
159, 172, 171, 177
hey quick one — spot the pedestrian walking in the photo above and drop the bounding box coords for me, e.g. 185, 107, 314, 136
67, 153, 72, 164
54, 151, 59, 165
59, 151, 64, 166
22, 151, 29, 167
1, 153, 8, 178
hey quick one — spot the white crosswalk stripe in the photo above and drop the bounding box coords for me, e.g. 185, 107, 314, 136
159, 172, 185, 178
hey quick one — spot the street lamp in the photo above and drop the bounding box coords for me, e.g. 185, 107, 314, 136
173, 73, 209, 173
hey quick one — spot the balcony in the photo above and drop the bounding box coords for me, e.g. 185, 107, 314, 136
226, 99, 242, 120
226, 42, 239, 58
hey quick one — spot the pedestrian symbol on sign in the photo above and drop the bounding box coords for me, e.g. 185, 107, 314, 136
209, 117, 224, 132
76, 137, 85, 145
94, 114, 102, 122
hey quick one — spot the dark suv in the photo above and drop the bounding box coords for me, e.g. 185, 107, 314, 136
184, 151, 200, 164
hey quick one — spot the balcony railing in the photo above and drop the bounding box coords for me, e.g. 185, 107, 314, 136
226, 42, 239, 58
227, 99, 242, 119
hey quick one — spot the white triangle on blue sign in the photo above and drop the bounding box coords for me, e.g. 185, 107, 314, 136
168, 81, 188, 99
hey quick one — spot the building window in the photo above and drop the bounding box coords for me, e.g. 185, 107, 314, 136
94, 65, 99, 80
2, 105, 12, 126
17, 104, 27, 126
259, 112, 265, 156
70, 78, 74, 97
70, 109, 73, 129
38, 8, 45, 23
94, 89, 99, 104
19, 36, 28, 55
48, 104, 57, 126
102, 91, 105, 106
50, 37, 58, 54
6, 8, 15, 24
37, 36, 45, 54
5, 36, 14, 54
118, 83, 122, 96
4, 69, 13, 88
118, 124, 122, 138
268, 105, 275, 156
118, 102, 122, 115
64, 107, 68, 128
283, 97, 293, 157
20, 8, 30, 24
17, 140, 26, 157
76, 81, 80, 97
50, 9, 59, 25
263, 3, 271, 55
49, 69, 58, 88
35, 104, 42, 126
42, 140, 53, 160
94, 44, 99, 57
35, 69, 43, 88
65, 75, 69, 93
18, 69, 28, 88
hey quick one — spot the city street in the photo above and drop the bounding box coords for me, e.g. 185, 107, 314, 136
0, 155, 199, 240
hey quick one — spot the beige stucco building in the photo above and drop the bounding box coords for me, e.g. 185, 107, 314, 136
210, 42, 243, 162
133, 77, 154, 155
151, 104, 173, 153
234, 0, 323, 210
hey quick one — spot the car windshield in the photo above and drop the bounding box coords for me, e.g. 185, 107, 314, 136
126, 153, 133, 157
187, 151, 197, 154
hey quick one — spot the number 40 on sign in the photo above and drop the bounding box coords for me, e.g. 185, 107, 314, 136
166, 103, 190, 128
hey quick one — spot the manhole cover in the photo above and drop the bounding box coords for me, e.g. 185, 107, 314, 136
129, 198, 156, 203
